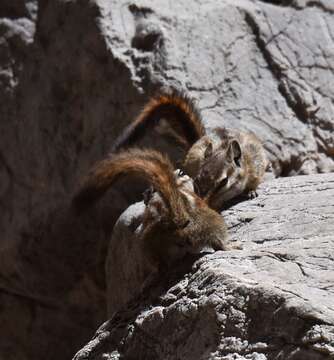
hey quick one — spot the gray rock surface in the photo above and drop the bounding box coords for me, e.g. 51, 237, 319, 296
74, 173, 334, 360
0, 0, 333, 359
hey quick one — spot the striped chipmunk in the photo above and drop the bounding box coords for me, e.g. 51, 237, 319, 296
111, 89, 269, 210
72, 148, 232, 267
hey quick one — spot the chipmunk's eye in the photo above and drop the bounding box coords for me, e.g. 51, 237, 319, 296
178, 169, 185, 177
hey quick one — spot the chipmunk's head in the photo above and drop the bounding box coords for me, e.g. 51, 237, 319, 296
194, 139, 247, 210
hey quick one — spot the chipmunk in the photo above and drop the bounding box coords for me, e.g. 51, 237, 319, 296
111, 89, 269, 210
187, 128, 268, 210
72, 149, 230, 267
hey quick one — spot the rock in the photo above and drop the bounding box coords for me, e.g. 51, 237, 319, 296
0, 0, 334, 359
0, 0, 36, 246
74, 173, 334, 360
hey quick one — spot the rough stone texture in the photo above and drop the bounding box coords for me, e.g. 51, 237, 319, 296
74, 173, 334, 360
0, 0, 334, 359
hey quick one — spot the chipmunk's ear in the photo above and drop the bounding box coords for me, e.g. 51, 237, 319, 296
204, 142, 213, 159
228, 140, 242, 167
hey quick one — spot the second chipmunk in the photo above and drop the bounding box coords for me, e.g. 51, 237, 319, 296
111, 89, 269, 210
73, 148, 231, 268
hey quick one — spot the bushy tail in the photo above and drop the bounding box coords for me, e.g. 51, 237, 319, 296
111, 89, 206, 152
72, 148, 188, 225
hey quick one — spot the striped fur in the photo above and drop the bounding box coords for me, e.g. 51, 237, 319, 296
111, 89, 206, 153
72, 148, 188, 226
73, 148, 231, 264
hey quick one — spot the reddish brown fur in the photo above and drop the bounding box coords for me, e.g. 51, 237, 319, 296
111, 89, 206, 152
73, 149, 189, 226
111, 90, 268, 210
72, 148, 231, 267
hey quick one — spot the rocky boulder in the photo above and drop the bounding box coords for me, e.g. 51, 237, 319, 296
0, 0, 333, 359
74, 173, 334, 360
